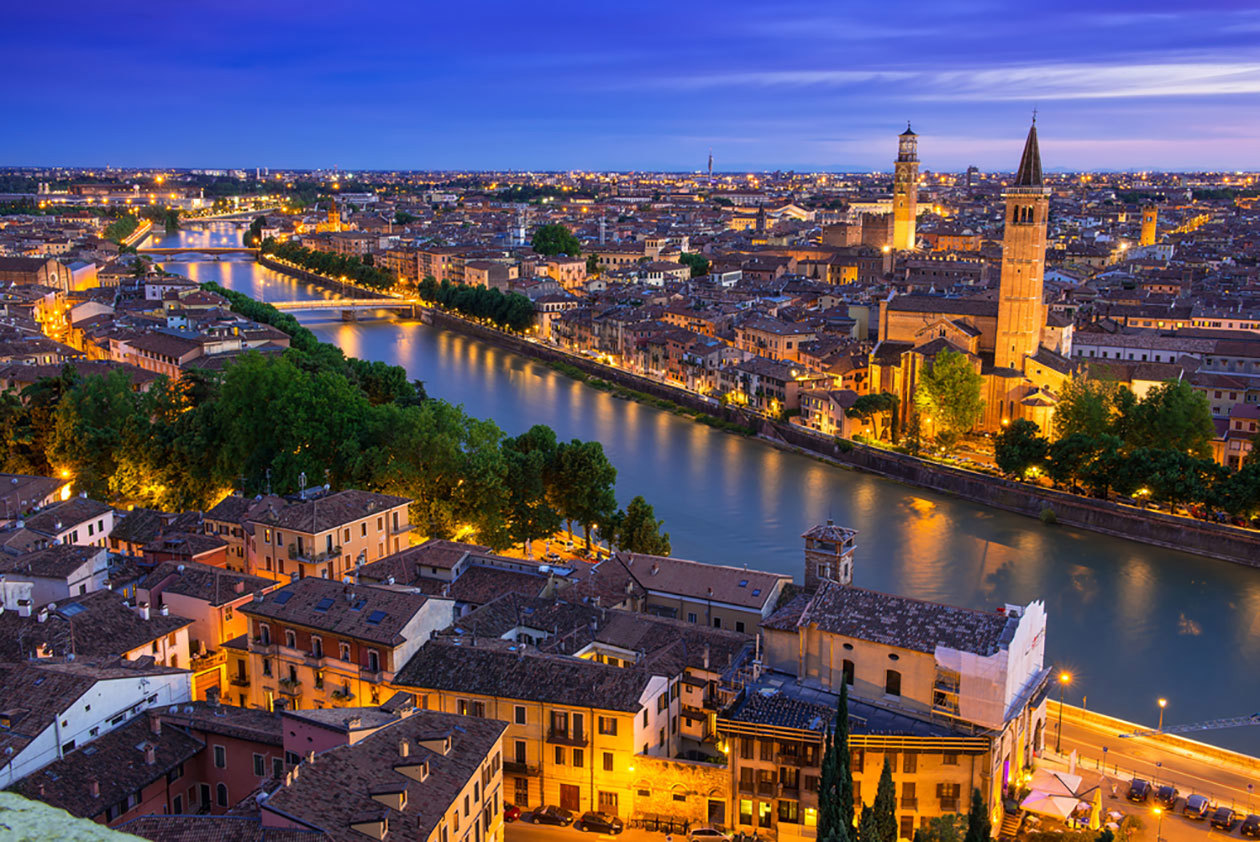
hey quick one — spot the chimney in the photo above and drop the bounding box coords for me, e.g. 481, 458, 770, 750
703, 644, 711, 670
650, 562, 659, 576
149, 711, 162, 736
159, 604, 170, 617
144, 744, 157, 765
305, 750, 315, 764
87, 778, 100, 798
398, 739, 410, 758
233, 580, 245, 594
17, 600, 30, 618
36, 607, 48, 623
138, 602, 151, 621
206, 686, 221, 706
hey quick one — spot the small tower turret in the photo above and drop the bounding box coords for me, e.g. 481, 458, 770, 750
802, 520, 857, 589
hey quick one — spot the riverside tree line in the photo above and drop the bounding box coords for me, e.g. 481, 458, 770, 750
0, 286, 668, 556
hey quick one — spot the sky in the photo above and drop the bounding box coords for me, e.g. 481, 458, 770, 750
3, 1, 1259, 172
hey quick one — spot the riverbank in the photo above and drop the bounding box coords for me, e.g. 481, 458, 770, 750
418, 308, 1260, 569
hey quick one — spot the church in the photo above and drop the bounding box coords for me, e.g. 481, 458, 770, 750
869, 120, 1075, 436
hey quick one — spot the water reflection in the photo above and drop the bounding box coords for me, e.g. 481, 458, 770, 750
151, 242, 1260, 756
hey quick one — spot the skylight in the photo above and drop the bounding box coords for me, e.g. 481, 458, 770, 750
273, 591, 294, 605
366, 610, 387, 625
314, 597, 335, 612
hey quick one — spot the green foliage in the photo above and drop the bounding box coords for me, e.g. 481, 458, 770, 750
260, 238, 397, 290
612, 496, 671, 554
531, 223, 582, 256
416, 276, 536, 333
502, 425, 563, 556
585, 254, 600, 275
962, 789, 990, 842
103, 214, 139, 244
994, 419, 1048, 477
678, 251, 710, 277
242, 215, 266, 247
551, 439, 617, 549
913, 350, 984, 450
1125, 379, 1214, 458
817, 682, 854, 840
871, 759, 898, 842
858, 806, 879, 842
913, 814, 966, 842
1054, 377, 1123, 440
393, 211, 417, 225
847, 392, 899, 442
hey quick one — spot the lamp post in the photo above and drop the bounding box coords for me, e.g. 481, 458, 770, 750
1056, 671, 1071, 753
1157, 698, 1167, 733
1153, 806, 1164, 842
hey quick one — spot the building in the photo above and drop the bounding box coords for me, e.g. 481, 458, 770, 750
233, 577, 455, 712
0, 544, 111, 606
1140, 205, 1158, 247
994, 121, 1050, 371
893, 125, 920, 252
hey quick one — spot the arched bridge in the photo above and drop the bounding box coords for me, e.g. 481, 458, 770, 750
267, 298, 425, 320
137, 246, 261, 256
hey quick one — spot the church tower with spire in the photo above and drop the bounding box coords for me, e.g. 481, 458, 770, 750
327, 197, 341, 233
892, 123, 919, 251
994, 119, 1050, 370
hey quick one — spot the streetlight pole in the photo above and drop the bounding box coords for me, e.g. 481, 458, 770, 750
1157, 698, 1167, 733
1056, 671, 1071, 754
1153, 807, 1164, 842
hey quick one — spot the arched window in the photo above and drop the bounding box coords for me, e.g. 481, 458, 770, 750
885, 669, 901, 697
216, 782, 229, 808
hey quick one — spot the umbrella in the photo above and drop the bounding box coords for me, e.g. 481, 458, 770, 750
1021, 791, 1081, 820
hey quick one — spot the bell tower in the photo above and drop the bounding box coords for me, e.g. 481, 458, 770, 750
1140, 205, 1158, 246
328, 197, 341, 233
802, 521, 857, 590
892, 124, 919, 251
995, 118, 1050, 370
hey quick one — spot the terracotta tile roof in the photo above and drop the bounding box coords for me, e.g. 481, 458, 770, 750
142, 532, 228, 559
23, 496, 112, 536
0, 544, 105, 579
155, 700, 284, 746
109, 508, 176, 546
615, 551, 788, 611
356, 539, 490, 583
0, 589, 192, 661
394, 639, 656, 712
260, 709, 506, 842
119, 814, 327, 842
240, 578, 434, 646
11, 715, 203, 820
249, 491, 411, 535
141, 561, 275, 607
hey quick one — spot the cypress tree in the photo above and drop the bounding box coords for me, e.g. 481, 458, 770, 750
858, 804, 880, 842
963, 789, 990, 842
872, 758, 898, 842
835, 682, 855, 831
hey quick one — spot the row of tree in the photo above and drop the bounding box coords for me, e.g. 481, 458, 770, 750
816, 684, 991, 842
0, 292, 669, 556
259, 238, 397, 290
415, 276, 536, 333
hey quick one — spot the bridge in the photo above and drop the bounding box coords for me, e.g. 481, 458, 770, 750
267, 298, 425, 321
137, 246, 260, 256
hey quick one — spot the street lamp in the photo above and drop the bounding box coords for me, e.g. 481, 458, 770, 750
1157, 698, 1167, 733
1056, 671, 1071, 753
1153, 806, 1164, 842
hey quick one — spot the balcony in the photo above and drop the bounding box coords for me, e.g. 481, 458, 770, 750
780, 785, 800, 799
288, 543, 341, 565
504, 761, 540, 777
190, 649, 227, 671
546, 728, 588, 747
756, 781, 777, 797
901, 798, 918, 811
278, 678, 302, 697
738, 780, 756, 795
330, 689, 356, 706
229, 674, 251, 687
389, 520, 413, 536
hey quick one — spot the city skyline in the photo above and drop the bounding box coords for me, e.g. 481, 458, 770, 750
4, 1, 1259, 172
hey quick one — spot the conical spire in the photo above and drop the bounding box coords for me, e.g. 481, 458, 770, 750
1013, 119, 1042, 187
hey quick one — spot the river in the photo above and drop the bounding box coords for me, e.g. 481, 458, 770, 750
152, 223, 1260, 755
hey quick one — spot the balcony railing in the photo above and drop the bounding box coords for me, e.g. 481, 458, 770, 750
738, 780, 756, 795
190, 650, 227, 671
504, 761, 540, 776
939, 799, 960, 813
901, 798, 918, 810
756, 781, 777, 797
278, 678, 302, 696
390, 521, 413, 535
546, 728, 588, 747
229, 674, 250, 687
330, 689, 356, 705
288, 543, 341, 564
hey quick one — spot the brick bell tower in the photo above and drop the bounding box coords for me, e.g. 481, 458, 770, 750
1140, 204, 1158, 246
892, 123, 920, 251
995, 118, 1050, 370
802, 521, 857, 590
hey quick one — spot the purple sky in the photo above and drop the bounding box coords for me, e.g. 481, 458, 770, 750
4, 1, 1258, 172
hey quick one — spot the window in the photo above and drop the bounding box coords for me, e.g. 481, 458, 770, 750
312, 637, 323, 658
340, 642, 351, 662
273, 757, 284, 779
573, 749, 584, 768
173, 794, 183, 814
514, 705, 527, 725
736, 621, 746, 633
778, 800, 799, 824
900, 816, 914, 839
514, 740, 526, 764
885, 669, 902, 697
217, 783, 229, 808
842, 659, 855, 687
851, 749, 864, 773
285, 630, 296, 648
903, 751, 917, 773
554, 746, 565, 765
598, 716, 617, 735
213, 745, 226, 768
254, 754, 265, 776
515, 777, 530, 807
367, 650, 380, 672
687, 612, 698, 623
942, 752, 958, 766
603, 752, 614, 772
262, 659, 272, 677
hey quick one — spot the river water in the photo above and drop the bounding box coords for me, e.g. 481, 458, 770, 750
152, 223, 1260, 754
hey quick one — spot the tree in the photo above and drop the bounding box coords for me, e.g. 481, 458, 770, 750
531, 223, 581, 256
871, 758, 898, 842
914, 350, 984, 450
1053, 377, 1122, 440
994, 419, 1048, 478
551, 440, 617, 549
678, 251, 710, 278
1046, 433, 1099, 490
585, 254, 600, 276
914, 815, 967, 842
847, 393, 899, 442
614, 496, 670, 555
394, 211, 417, 225
818, 682, 853, 842
502, 425, 562, 557
858, 806, 880, 842
962, 789, 990, 842
242, 215, 267, 248
1126, 379, 1214, 458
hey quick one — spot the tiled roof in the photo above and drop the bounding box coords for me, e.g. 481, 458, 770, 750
394, 639, 656, 712
886, 295, 998, 317
261, 710, 506, 842
142, 561, 275, 606
23, 496, 112, 536
0, 544, 105, 579
0, 589, 192, 660
155, 700, 284, 746
356, 539, 491, 583
769, 582, 1013, 657
616, 551, 788, 610
240, 578, 435, 646
12, 714, 203, 820
109, 508, 175, 546
119, 814, 327, 842
249, 491, 411, 535
142, 531, 228, 559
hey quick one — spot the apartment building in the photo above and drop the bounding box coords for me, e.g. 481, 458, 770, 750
233, 577, 454, 712
244, 489, 413, 583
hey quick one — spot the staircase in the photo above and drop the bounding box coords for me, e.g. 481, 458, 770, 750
999, 810, 1024, 840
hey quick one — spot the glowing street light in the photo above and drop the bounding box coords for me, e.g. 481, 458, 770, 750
1157, 698, 1167, 732
1055, 671, 1071, 753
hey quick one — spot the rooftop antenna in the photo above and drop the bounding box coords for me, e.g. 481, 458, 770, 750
265, 468, 272, 496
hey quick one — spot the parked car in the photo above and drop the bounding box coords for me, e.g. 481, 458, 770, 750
1154, 785, 1178, 808
1183, 795, 1212, 819
504, 804, 522, 823
533, 806, 575, 826
1240, 814, 1260, 837
577, 812, 624, 834
689, 829, 733, 842
1212, 807, 1238, 831
1126, 779, 1152, 802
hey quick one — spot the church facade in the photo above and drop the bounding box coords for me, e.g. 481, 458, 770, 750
869, 121, 1075, 437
